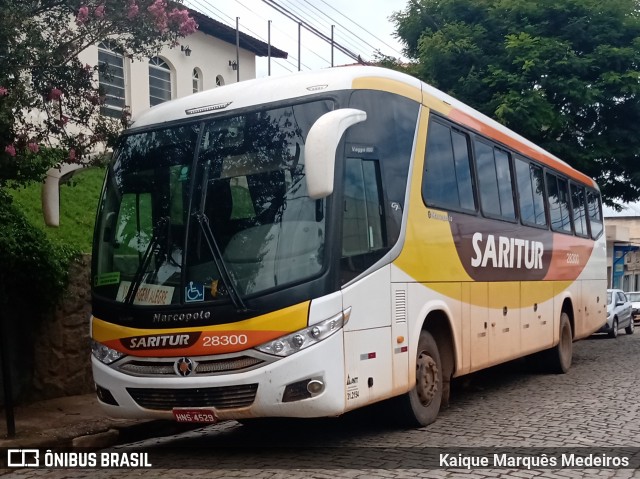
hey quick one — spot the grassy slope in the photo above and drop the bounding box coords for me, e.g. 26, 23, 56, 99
8, 167, 106, 253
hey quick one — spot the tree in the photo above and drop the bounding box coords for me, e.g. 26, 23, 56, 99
0, 2, 198, 393
391, 0, 640, 206
0, 0, 197, 189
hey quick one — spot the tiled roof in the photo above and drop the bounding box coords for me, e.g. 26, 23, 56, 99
189, 9, 288, 59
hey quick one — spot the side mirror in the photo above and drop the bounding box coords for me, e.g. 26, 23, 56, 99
304, 108, 367, 199
42, 162, 88, 227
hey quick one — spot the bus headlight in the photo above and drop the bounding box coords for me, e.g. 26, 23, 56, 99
91, 340, 125, 365
255, 307, 351, 357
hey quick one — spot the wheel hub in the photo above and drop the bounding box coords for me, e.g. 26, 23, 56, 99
416, 351, 439, 406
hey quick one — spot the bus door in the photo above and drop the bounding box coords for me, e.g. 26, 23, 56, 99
341, 154, 397, 409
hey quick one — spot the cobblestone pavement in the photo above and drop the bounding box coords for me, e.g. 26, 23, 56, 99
3, 331, 640, 478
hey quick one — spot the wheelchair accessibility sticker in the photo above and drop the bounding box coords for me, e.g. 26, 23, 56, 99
185, 281, 205, 302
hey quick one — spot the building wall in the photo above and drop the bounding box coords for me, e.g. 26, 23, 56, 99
605, 217, 640, 291
606, 217, 640, 243
78, 30, 257, 121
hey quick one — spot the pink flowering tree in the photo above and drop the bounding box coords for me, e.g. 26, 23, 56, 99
0, 0, 197, 188
0, 2, 198, 388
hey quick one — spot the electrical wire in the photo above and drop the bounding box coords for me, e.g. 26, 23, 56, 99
262, 0, 365, 64
316, 0, 404, 57
293, 0, 379, 55
188, 0, 308, 72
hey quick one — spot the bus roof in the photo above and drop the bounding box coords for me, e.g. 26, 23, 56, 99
130, 65, 596, 189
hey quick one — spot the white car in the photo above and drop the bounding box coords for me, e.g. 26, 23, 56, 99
626, 291, 640, 324
598, 289, 634, 338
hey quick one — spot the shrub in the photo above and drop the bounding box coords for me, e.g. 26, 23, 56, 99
0, 192, 78, 316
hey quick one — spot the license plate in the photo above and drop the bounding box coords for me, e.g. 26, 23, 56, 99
172, 408, 218, 423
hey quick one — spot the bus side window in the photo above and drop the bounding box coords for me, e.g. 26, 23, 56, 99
515, 158, 547, 227
570, 183, 588, 237
546, 172, 572, 233
423, 121, 475, 212
475, 140, 516, 220
586, 189, 604, 239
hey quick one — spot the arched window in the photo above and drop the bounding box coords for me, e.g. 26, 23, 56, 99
216, 75, 225, 87
149, 57, 172, 106
98, 41, 126, 118
192, 68, 202, 93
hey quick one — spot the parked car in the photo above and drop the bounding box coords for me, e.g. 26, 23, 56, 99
598, 289, 634, 338
626, 291, 640, 325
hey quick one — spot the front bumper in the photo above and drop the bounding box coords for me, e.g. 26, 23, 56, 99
92, 330, 346, 421
597, 316, 614, 333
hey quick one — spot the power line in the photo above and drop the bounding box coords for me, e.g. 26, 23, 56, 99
234, 0, 328, 68
232, 0, 314, 69
188, 0, 235, 26
298, 0, 383, 56
188, 0, 379, 73
316, 0, 404, 57
262, 0, 366, 65
284, 0, 374, 59
188, 0, 309, 72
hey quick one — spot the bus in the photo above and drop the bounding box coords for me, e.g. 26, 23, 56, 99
90, 66, 607, 427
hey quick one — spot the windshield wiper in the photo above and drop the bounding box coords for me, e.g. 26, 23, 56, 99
193, 212, 249, 312
124, 216, 170, 305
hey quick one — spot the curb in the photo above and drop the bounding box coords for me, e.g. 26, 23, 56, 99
1, 419, 201, 450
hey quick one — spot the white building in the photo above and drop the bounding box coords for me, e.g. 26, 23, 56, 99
605, 217, 640, 290
79, 9, 288, 120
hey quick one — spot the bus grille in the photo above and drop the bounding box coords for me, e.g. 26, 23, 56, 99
127, 384, 259, 410
117, 356, 264, 377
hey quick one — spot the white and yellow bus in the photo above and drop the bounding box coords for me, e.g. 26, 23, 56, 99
90, 66, 606, 427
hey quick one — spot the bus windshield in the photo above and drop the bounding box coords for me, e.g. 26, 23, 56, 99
93, 100, 333, 306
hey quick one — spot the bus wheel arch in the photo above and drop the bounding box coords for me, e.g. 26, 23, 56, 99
543, 300, 574, 374
392, 310, 455, 427
422, 310, 455, 409
561, 298, 575, 340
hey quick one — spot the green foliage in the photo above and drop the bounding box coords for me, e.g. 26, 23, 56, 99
0, 0, 197, 328
8, 167, 106, 253
392, 0, 640, 206
1, 147, 67, 190
0, 192, 78, 317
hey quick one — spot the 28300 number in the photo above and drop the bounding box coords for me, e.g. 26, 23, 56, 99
202, 334, 248, 347
566, 253, 580, 265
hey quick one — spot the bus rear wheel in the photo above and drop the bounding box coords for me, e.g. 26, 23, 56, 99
544, 311, 573, 374
395, 330, 443, 427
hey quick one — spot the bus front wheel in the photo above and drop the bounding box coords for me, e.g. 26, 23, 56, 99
395, 330, 443, 427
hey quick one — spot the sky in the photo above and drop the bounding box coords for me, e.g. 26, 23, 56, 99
184, 0, 409, 77
604, 202, 640, 218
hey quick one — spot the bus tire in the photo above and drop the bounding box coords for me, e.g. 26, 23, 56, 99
545, 311, 573, 374
395, 330, 442, 427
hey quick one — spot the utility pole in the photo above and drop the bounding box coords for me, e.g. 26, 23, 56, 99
331, 25, 334, 67
268, 20, 272, 76
298, 22, 301, 71
1, 312, 16, 438
235, 17, 240, 82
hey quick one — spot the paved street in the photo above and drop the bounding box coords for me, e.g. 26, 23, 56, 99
3, 329, 640, 478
